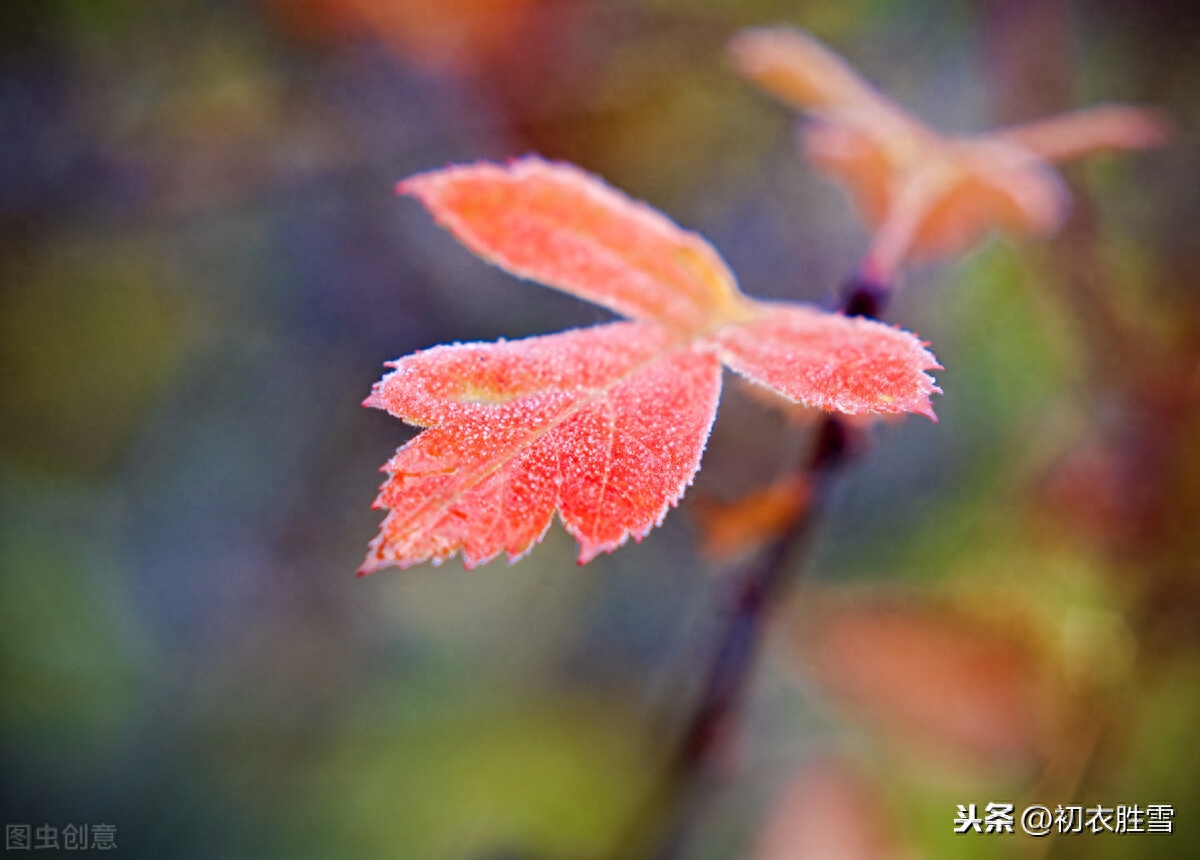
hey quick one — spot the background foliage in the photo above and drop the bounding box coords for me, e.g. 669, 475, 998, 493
1, 0, 1197, 857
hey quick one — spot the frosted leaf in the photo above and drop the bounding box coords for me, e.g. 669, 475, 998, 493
713, 303, 941, 419
399, 156, 749, 333
361, 323, 722, 571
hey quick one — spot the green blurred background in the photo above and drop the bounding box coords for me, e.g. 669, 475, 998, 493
1, 0, 1197, 857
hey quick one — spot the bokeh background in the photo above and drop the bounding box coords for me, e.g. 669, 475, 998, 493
2, 0, 1198, 857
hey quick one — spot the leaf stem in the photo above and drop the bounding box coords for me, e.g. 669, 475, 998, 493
859, 162, 956, 285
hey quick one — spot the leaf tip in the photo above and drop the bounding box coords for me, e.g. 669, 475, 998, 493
357, 553, 381, 577
726, 25, 816, 80
394, 173, 429, 198
574, 538, 613, 566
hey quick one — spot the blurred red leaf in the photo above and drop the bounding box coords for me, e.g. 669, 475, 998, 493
730, 27, 1168, 278
361, 158, 941, 572
265, 0, 541, 74
693, 476, 811, 562
752, 756, 906, 860
791, 592, 1066, 774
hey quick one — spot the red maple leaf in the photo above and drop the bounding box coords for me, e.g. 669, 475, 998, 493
361, 157, 940, 573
